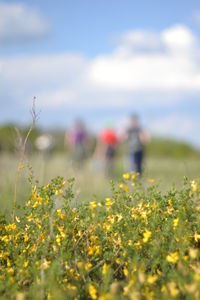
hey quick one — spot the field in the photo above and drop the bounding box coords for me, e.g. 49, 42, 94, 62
0, 152, 200, 299
1, 152, 200, 218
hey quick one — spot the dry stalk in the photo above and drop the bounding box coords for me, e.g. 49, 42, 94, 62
13, 97, 38, 223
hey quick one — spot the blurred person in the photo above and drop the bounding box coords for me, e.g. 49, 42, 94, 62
124, 114, 150, 175
65, 119, 88, 167
96, 125, 118, 177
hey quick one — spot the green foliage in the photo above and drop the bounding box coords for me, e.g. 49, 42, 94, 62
146, 138, 200, 159
1, 173, 200, 299
0, 124, 16, 152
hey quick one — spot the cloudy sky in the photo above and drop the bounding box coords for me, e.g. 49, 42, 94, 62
1, 0, 200, 146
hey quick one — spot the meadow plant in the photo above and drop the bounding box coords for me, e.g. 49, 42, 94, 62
0, 172, 200, 299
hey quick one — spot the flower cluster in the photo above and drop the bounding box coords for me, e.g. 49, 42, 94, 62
0, 174, 200, 299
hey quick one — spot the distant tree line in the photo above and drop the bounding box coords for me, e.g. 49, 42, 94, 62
0, 124, 199, 159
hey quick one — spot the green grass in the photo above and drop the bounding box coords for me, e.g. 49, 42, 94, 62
0, 152, 200, 219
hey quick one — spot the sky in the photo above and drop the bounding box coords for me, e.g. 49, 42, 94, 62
0, 0, 200, 147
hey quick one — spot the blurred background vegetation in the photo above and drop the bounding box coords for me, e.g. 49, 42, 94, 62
0, 123, 199, 220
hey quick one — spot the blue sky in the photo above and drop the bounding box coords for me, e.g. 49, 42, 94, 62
0, 0, 200, 146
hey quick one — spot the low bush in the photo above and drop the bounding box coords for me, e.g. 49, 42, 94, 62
0, 174, 200, 299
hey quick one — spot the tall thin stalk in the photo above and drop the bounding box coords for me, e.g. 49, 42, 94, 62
13, 97, 38, 223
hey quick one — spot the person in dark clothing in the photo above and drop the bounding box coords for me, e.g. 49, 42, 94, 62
125, 114, 150, 175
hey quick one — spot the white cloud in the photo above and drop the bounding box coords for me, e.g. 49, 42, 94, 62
88, 24, 200, 92
1, 24, 200, 110
0, 3, 49, 44
1, 23, 200, 147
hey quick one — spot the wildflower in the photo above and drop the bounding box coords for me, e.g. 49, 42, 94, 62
147, 274, 158, 284
27, 213, 33, 222
173, 218, 179, 230
123, 268, 129, 277
90, 201, 97, 210
166, 251, 179, 264
5, 223, 16, 232
134, 241, 142, 249
102, 263, 108, 276
23, 261, 29, 268
15, 216, 20, 223
194, 232, 200, 242
168, 282, 179, 297
119, 184, 129, 192
132, 173, 137, 180
88, 284, 97, 299
18, 164, 24, 170
168, 198, 173, 206
1, 235, 9, 244
16, 292, 25, 300
42, 259, 50, 270
105, 198, 115, 206
128, 240, 133, 246
148, 178, 155, 184
88, 246, 94, 256
56, 209, 65, 220
99, 294, 110, 300
55, 189, 64, 196
107, 215, 114, 224
85, 263, 92, 271
190, 180, 197, 193
189, 248, 198, 259
151, 203, 157, 210
123, 173, 130, 180
116, 214, 123, 222
56, 234, 61, 246
143, 229, 152, 243
77, 261, 83, 269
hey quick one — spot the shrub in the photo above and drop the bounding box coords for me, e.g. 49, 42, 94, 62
0, 174, 200, 299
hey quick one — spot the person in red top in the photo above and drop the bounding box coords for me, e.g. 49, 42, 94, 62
98, 126, 118, 177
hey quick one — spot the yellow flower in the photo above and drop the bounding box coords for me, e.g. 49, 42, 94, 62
85, 263, 92, 271
173, 218, 179, 230
77, 261, 83, 269
123, 173, 130, 180
166, 251, 179, 264
16, 292, 25, 300
128, 240, 133, 246
41, 259, 50, 270
147, 274, 158, 284
123, 268, 129, 277
56, 234, 61, 246
168, 198, 173, 206
15, 216, 20, 223
5, 223, 17, 232
190, 180, 197, 192
23, 261, 29, 268
148, 178, 155, 184
90, 201, 97, 210
102, 263, 108, 276
143, 229, 152, 243
18, 164, 24, 170
55, 189, 64, 196
88, 246, 94, 256
56, 209, 65, 220
189, 248, 198, 259
88, 284, 97, 299
99, 294, 110, 300
105, 198, 115, 206
194, 232, 200, 242
132, 173, 137, 180
168, 282, 179, 297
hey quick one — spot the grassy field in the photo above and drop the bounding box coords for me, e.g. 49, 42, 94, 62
0, 152, 199, 219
